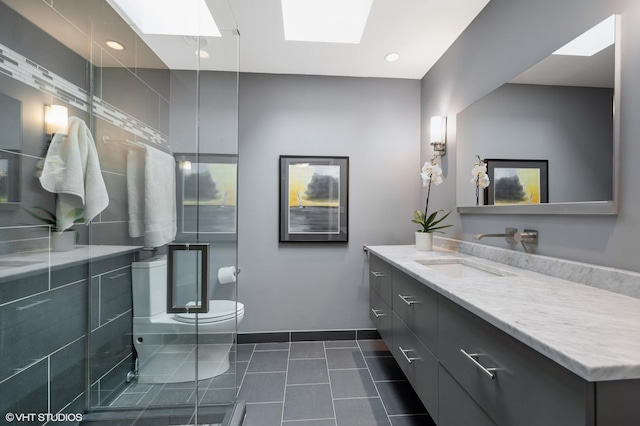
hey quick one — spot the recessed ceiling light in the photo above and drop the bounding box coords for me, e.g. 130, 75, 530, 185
108, 0, 221, 37
553, 15, 615, 56
385, 52, 400, 62
196, 49, 210, 59
183, 36, 209, 48
105, 40, 125, 51
281, 0, 373, 44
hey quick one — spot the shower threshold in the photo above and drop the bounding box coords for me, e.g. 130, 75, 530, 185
80, 401, 245, 426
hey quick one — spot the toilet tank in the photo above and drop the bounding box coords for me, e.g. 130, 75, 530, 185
132, 256, 167, 317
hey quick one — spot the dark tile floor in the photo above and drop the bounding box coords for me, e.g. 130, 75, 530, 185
238, 339, 436, 426
108, 339, 435, 425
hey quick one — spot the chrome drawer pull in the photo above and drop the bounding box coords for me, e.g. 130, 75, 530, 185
398, 294, 418, 305
460, 349, 496, 380
371, 271, 386, 278
371, 308, 385, 318
399, 346, 419, 364
108, 272, 127, 280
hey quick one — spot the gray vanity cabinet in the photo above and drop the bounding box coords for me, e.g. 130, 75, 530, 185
369, 284, 393, 343
393, 269, 438, 352
392, 311, 439, 418
369, 254, 393, 344
369, 257, 440, 419
369, 253, 392, 306
438, 296, 593, 426
368, 254, 640, 426
438, 364, 496, 426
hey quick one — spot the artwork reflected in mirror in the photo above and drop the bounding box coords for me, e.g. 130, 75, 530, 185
176, 153, 237, 239
484, 159, 548, 205
0, 92, 22, 204
456, 15, 618, 213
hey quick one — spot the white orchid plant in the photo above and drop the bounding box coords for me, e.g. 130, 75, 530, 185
471, 155, 491, 205
412, 158, 452, 233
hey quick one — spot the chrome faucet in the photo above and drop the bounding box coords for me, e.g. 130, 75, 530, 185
474, 228, 517, 244
474, 227, 538, 252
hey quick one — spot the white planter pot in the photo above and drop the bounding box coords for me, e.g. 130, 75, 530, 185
51, 231, 76, 252
415, 232, 433, 251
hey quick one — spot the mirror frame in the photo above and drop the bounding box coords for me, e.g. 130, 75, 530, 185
458, 15, 620, 216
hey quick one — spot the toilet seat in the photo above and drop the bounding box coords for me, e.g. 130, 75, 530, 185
174, 300, 244, 324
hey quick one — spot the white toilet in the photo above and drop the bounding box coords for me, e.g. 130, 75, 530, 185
131, 256, 244, 383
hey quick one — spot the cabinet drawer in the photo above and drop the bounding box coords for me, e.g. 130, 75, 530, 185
438, 297, 592, 426
369, 287, 392, 344
393, 270, 438, 353
439, 364, 496, 426
392, 312, 438, 419
369, 254, 392, 307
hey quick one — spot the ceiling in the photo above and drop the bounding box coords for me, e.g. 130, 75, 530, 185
509, 43, 614, 89
140, 0, 491, 79
4, 0, 491, 80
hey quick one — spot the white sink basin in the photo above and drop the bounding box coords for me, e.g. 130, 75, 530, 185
415, 258, 514, 278
0, 259, 44, 270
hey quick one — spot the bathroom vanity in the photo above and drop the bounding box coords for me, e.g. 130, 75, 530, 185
368, 244, 640, 426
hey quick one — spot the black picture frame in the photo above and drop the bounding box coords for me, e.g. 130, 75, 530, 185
174, 153, 237, 241
483, 159, 549, 205
279, 155, 349, 242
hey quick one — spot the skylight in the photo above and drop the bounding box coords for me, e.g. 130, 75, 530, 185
109, 0, 221, 37
553, 15, 615, 57
281, 0, 373, 44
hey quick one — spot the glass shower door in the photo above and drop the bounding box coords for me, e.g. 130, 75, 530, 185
83, 0, 241, 424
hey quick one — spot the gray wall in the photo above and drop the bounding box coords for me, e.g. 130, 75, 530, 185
238, 73, 420, 333
421, 0, 639, 271
456, 83, 613, 204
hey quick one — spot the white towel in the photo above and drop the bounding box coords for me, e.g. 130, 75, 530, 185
39, 116, 109, 232
126, 149, 145, 238
127, 149, 144, 238
143, 146, 177, 247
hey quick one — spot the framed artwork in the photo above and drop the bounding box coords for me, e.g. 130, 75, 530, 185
175, 153, 237, 240
483, 159, 548, 205
279, 155, 349, 242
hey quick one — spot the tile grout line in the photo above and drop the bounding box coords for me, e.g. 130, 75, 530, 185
357, 340, 393, 426
237, 344, 256, 396
323, 341, 339, 426
280, 341, 291, 425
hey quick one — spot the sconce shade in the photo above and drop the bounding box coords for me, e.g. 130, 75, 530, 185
430, 115, 447, 155
430, 116, 444, 142
45, 105, 69, 135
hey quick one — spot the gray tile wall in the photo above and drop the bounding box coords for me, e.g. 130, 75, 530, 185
0, 1, 170, 418
0, 252, 135, 418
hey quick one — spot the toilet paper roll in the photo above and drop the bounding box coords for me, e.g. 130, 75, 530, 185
218, 266, 237, 284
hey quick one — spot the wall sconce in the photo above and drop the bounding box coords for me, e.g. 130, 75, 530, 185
430, 115, 447, 156
44, 104, 69, 139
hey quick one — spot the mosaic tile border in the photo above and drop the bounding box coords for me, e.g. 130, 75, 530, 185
0, 41, 169, 150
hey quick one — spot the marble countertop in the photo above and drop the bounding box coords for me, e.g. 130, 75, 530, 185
367, 244, 640, 382
0, 245, 142, 281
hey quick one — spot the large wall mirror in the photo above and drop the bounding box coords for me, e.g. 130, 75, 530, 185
0, 91, 22, 207
457, 15, 620, 215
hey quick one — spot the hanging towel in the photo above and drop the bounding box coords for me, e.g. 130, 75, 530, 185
39, 116, 109, 232
126, 148, 145, 238
143, 146, 177, 247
